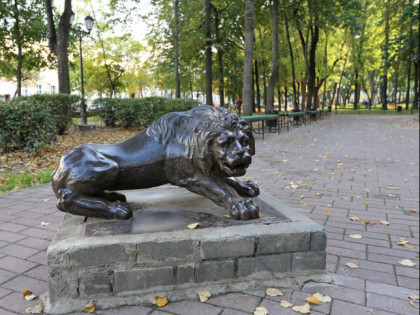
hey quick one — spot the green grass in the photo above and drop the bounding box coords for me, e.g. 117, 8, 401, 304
0, 168, 53, 194
72, 116, 103, 124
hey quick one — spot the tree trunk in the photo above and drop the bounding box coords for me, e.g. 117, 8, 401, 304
205, 0, 213, 105
322, 33, 328, 109
335, 47, 350, 110
413, 58, 419, 109
13, 0, 22, 97
174, 0, 180, 98
214, 6, 224, 107
381, 0, 390, 110
190, 81, 193, 99
307, 20, 319, 111
285, 16, 298, 111
255, 59, 261, 112
242, 0, 255, 116
266, 0, 279, 112
45, 0, 72, 94
354, 68, 359, 109
331, 82, 338, 109
406, 63, 411, 109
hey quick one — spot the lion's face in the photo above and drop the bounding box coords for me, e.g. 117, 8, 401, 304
213, 129, 252, 177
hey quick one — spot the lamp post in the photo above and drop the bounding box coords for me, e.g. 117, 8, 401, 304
69, 13, 94, 125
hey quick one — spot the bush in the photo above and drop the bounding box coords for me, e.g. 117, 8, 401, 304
0, 99, 56, 152
92, 97, 199, 128
11, 94, 80, 135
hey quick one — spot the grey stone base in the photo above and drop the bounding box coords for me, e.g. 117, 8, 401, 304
42, 186, 329, 314
75, 124, 96, 132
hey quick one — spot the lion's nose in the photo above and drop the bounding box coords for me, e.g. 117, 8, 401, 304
233, 140, 245, 156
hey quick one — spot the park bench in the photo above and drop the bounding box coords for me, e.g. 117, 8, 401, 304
241, 114, 279, 139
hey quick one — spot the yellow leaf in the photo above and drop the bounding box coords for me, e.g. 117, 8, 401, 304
407, 293, 420, 300
363, 201, 370, 205
403, 244, 416, 249
313, 292, 332, 303
24, 294, 37, 301
364, 187, 370, 192
314, 193, 320, 196
409, 174, 417, 178
361, 220, 376, 226
346, 262, 359, 269
398, 259, 417, 267
349, 216, 360, 221
43, 198, 50, 202
296, 141, 301, 145
349, 234, 362, 239
84, 301, 96, 313
291, 184, 300, 189
379, 220, 390, 226
257, 155, 263, 157
25, 304, 43, 314
305, 295, 322, 305
187, 222, 200, 229
372, 148, 376, 152
370, 309, 377, 315
398, 238, 409, 245
280, 300, 294, 308
409, 301, 420, 309
153, 296, 168, 307
292, 303, 311, 314
40, 222, 49, 226
266, 287, 283, 297
312, 139, 318, 142
197, 290, 211, 302
340, 197, 349, 200
275, 172, 281, 176
22, 289, 32, 297
325, 209, 330, 214
409, 209, 419, 213
254, 306, 269, 315
337, 146, 342, 149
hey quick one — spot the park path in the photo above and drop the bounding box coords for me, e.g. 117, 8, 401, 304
0, 114, 418, 314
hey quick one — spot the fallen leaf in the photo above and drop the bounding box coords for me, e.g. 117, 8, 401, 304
312, 139, 318, 142
403, 244, 415, 249
222, 214, 231, 219
346, 262, 359, 269
370, 309, 377, 315
379, 220, 390, 226
22, 289, 32, 297
314, 193, 320, 196
350, 216, 360, 221
325, 209, 330, 214
386, 186, 400, 190
349, 234, 362, 239
291, 184, 300, 189
153, 296, 168, 307
40, 222, 49, 226
409, 301, 419, 309
187, 222, 200, 229
24, 294, 37, 301
398, 259, 416, 267
409, 174, 417, 178
305, 295, 322, 305
254, 306, 269, 315
409, 209, 418, 213
197, 290, 211, 302
361, 220, 376, 226
84, 301, 96, 313
43, 198, 50, 202
340, 197, 349, 200
266, 287, 283, 297
363, 201, 370, 205
25, 304, 43, 314
407, 293, 420, 300
313, 292, 332, 303
280, 300, 294, 308
275, 172, 282, 176
257, 155, 263, 157
292, 303, 311, 314
364, 187, 370, 193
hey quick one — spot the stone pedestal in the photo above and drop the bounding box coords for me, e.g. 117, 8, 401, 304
42, 185, 329, 314
75, 124, 96, 132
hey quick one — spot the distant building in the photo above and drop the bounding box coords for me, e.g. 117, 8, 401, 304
0, 69, 58, 101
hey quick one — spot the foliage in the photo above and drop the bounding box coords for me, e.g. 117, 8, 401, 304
0, 99, 56, 153
92, 96, 199, 128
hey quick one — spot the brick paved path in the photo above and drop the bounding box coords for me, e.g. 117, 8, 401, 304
0, 114, 418, 314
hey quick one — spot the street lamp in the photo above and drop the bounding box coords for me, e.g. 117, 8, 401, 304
69, 12, 94, 125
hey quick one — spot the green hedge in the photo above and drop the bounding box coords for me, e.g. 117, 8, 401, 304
92, 97, 199, 128
0, 94, 80, 153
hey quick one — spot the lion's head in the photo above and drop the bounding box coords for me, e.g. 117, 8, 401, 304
147, 105, 255, 177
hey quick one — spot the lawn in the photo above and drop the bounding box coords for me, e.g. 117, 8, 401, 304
0, 127, 141, 194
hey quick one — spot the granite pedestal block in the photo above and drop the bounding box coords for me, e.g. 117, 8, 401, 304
42, 185, 330, 314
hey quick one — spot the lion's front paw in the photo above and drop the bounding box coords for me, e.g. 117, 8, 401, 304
110, 202, 132, 220
241, 180, 260, 197
229, 199, 259, 220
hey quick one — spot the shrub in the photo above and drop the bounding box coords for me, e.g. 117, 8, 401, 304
11, 94, 80, 135
92, 97, 199, 128
0, 99, 56, 152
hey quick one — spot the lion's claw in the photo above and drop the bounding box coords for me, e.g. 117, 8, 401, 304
110, 202, 132, 220
229, 199, 260, 220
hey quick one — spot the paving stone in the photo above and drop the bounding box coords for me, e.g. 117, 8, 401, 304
207, 293, 260, 312
220, 309, 251, 315
336, 265, 397, 285
0, 244, 39, 259
397, 275, 420, 290
331, 299, 396, 315
0, 231, 27, 243
0, 222, 29, 233
331, 274, 365, 290
0, 291, 41, 314
291, 290, 332, 314
259, 297, 296, 314
0, 256, 37, 274
2, 275, 48, 295
0, 287, 11, 299
367, 292, 419, 314
27, 251, 47, 265
23, 264, 48, 281
97, 305, 152, 315
161, 300, 222, 315
366, 281, 419, 300
0, 268, 16, 285
16, 236, 51, 250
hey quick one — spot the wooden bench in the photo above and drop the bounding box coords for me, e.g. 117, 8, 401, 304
241, 114, 279, 139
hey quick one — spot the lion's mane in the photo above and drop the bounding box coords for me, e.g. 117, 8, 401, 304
146, 105, 255, 176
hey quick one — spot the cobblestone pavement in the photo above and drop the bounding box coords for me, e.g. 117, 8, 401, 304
0, 114, 418, 315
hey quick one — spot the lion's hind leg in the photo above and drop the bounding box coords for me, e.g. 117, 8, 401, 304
57, 188, 132, 220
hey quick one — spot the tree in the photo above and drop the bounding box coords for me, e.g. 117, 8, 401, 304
380, 0, 391, 110
45, 0, 73, 94
266, 0, 279, 112
242, 0, 255, 116
205, 0, 213, 105
174, 0, 180, 98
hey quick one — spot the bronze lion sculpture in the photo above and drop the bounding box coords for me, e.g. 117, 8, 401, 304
51, 105, 260, 220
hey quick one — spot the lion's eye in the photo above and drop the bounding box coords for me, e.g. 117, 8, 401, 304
241, 138, 249, 146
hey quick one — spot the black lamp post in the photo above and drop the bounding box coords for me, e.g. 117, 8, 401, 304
70, 12, 94, 125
